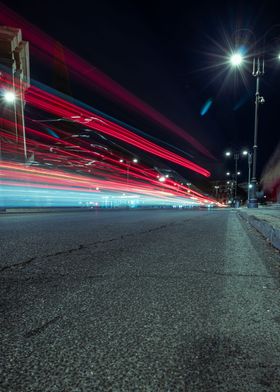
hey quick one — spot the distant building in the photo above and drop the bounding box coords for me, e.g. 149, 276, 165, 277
261, 142, 280, 202
0, 26, 30, 161
210, 180, 233, 204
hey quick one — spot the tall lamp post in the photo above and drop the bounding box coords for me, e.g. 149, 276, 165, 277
229, 30, 280, 207
1, 89, 17, 161
119, 158, 138, 185
226, 149, 253, 204
225, 150, 244, 206
229, 53, 265, 208
241, 150, 253, 204
250, 57, 265, 208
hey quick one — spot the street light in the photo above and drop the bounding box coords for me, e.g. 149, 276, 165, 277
225, 150, 248, 205
120, 158, 139, 185
1, 90, 19, 161
3, 90, 16, 103
230, 52, 243, 66
230, 51, 265, 207
214, 185, 219, 199
229, 42, 271, 207
225, 147, 254, 205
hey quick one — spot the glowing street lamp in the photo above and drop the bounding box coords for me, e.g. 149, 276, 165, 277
228, 42, 266, 208
225, 148, 253, 204
158, 176, 166, 183
214, 185, 219, 199
125, 158, 138, 184
3, 90, 16, 103
225, 151, 231, 157
230, 52, 243, 66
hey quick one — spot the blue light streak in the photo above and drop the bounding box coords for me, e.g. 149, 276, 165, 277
46, 128, 60, 138
0, 185, 202, 209
200, 98, 213, 116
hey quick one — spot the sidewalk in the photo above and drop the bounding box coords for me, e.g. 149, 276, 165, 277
238, 206, 280, 251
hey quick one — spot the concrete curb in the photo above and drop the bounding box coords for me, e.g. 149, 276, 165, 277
238, 211, 280, 251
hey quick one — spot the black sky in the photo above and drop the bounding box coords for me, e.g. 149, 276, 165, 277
3, 0, 280, 185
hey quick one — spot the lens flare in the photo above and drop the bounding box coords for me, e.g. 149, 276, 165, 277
230, 52, 243, 66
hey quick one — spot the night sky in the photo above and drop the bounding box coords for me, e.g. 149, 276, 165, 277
2, 0, 280, 188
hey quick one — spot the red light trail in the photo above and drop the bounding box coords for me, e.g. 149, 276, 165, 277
0, 3, 215, 160
25, 85, 211, 177
1, 71, 210, 177
0, 7, 221, 208
1, 72, 219, 207
0, 161, 219, 206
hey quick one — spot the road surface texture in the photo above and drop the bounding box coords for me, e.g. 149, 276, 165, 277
1, 209, 280, 391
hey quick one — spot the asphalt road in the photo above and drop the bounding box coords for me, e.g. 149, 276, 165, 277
1, 209, 280, 391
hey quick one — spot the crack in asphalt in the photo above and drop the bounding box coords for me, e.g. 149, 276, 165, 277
0, 257, 37, 272
0, 223, 173, 272
1, 219, 276, 282
24, 315, 61, 338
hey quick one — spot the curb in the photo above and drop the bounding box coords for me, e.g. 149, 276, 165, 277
238, 211, 280, 251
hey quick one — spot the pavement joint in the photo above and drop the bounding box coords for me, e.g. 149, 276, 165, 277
24, 315, 61, 338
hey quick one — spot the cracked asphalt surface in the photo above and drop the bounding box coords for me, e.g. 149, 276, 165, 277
1, 209, 280, 391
